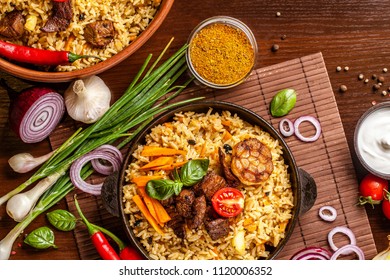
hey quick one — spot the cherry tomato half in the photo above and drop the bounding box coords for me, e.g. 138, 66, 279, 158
211, 187, 244, 218
358, 173, 389, 206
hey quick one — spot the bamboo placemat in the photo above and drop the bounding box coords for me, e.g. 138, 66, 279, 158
49, 52, 378, 260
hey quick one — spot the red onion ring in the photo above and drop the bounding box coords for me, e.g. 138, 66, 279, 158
9, 87, 65, 143
331, 244, 365, 260
279, 118, 295, 137
91, 145, 123, 175
70, 145, 122, 195
290, 246, 332, 260
319, 205, 337, 222
294, 115, 321, 142
328, 226, 357, 255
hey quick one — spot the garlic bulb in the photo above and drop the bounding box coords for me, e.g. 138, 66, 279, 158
64, 75, 111, 124
373, 235, 390, 260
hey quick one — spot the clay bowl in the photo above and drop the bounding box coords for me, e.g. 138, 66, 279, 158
0, 0, 174, 83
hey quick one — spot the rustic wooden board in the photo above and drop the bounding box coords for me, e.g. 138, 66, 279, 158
49, 52, 377, 260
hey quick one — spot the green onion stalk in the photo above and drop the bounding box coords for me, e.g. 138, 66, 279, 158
0, 39, 202, 208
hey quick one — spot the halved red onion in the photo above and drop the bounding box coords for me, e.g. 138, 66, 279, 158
319, 205, 337, 222
328, 226, 356, 255
290, 246, 332, 260
279, 118, 294, 137
91, 145, 123, 175
9, 87, 65, 143
331, 244, 365, 260
294, 115, 321, 142
70, 145, 122, 195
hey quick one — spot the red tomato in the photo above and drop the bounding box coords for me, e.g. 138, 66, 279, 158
358, 173, 388, 206
211, 187, 244, 218
382, 191, 390, 220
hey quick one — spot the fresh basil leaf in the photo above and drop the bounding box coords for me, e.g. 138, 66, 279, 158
180, 159, 209, 186
146, 179, 180, 200
173, 181, 184, 196
46, 209, 77, 231
24, 226, 57, 249
172, 168, 181, 182
270, 88, 297, 117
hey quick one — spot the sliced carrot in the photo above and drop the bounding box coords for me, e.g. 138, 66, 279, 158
139, 156, 175, 170
141, 146, 186, 157
132, 195, 164, 234
138, 188, 171, 225
131, 175, 164, 187
199, 142, 207, 157
221, 120, 231, 127
149, 160, 188, 171
163, 122, 174, 129
64, 34, 75, 51
137, 188, 163, 226
223, 130, 232, 141
153, 200, 171, 224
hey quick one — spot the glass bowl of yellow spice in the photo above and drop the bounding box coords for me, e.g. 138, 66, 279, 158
186, 16, 258, 89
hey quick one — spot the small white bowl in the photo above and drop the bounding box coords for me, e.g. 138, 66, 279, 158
186, 16, 258, 89
354, 101, 390, 179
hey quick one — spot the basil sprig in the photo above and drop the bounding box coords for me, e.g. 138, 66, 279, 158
24, 226, 58, 249
146, 159, 209, 200
47, 209, 77, 231
270, 88, 297, 117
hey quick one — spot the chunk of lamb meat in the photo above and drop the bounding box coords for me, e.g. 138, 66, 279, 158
84, 20, 115, 48
165, 206, 186, 239
0, 10, 25, 39
218, 147, 240, 187
204, 218, 230, 241
41, 0, 73, 32
175, 189, 195, 218
188, 195, 207, 230
193, 171, 229, 200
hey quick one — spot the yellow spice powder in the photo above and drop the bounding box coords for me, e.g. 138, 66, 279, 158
189, 23, 255, 86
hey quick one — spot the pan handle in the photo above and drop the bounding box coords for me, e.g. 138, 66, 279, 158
298, 168, 317, 215
101, 171, 120, 217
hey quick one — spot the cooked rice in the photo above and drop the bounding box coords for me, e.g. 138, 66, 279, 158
0, 0, 160, 71
123, 109, 294, 260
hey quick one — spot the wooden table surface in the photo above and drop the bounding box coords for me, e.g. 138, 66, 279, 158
1, 0, 390, 260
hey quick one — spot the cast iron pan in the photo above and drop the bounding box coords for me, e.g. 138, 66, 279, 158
103, 101, 317, 260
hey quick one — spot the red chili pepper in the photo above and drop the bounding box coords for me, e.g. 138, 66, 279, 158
74, 196, 120, 260
93, 223, 144, 260
0, 40, 101, 66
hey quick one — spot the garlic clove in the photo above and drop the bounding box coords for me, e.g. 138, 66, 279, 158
64, 75, 111, 124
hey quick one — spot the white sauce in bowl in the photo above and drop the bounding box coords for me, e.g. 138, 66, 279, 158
356, 107, 390, 175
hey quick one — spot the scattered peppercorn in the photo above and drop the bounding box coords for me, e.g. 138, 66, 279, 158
271, 44, 279, 52
358, 74, 364, 80
344, 66, 349, 72
364, 78, 369, 84
378, 76, 385, 83
339, 85, 348, 92
372, 74, 377, 80
281, 34, 287, 40
383, 68, 388, 73
372, 100, 377, 106
373, 84, 381, 91
336, 66, 342, 72
276, 12, 281, 17
382, 91, 388, 96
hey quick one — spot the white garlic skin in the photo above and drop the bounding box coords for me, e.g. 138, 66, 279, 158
64, 75, 111, 124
